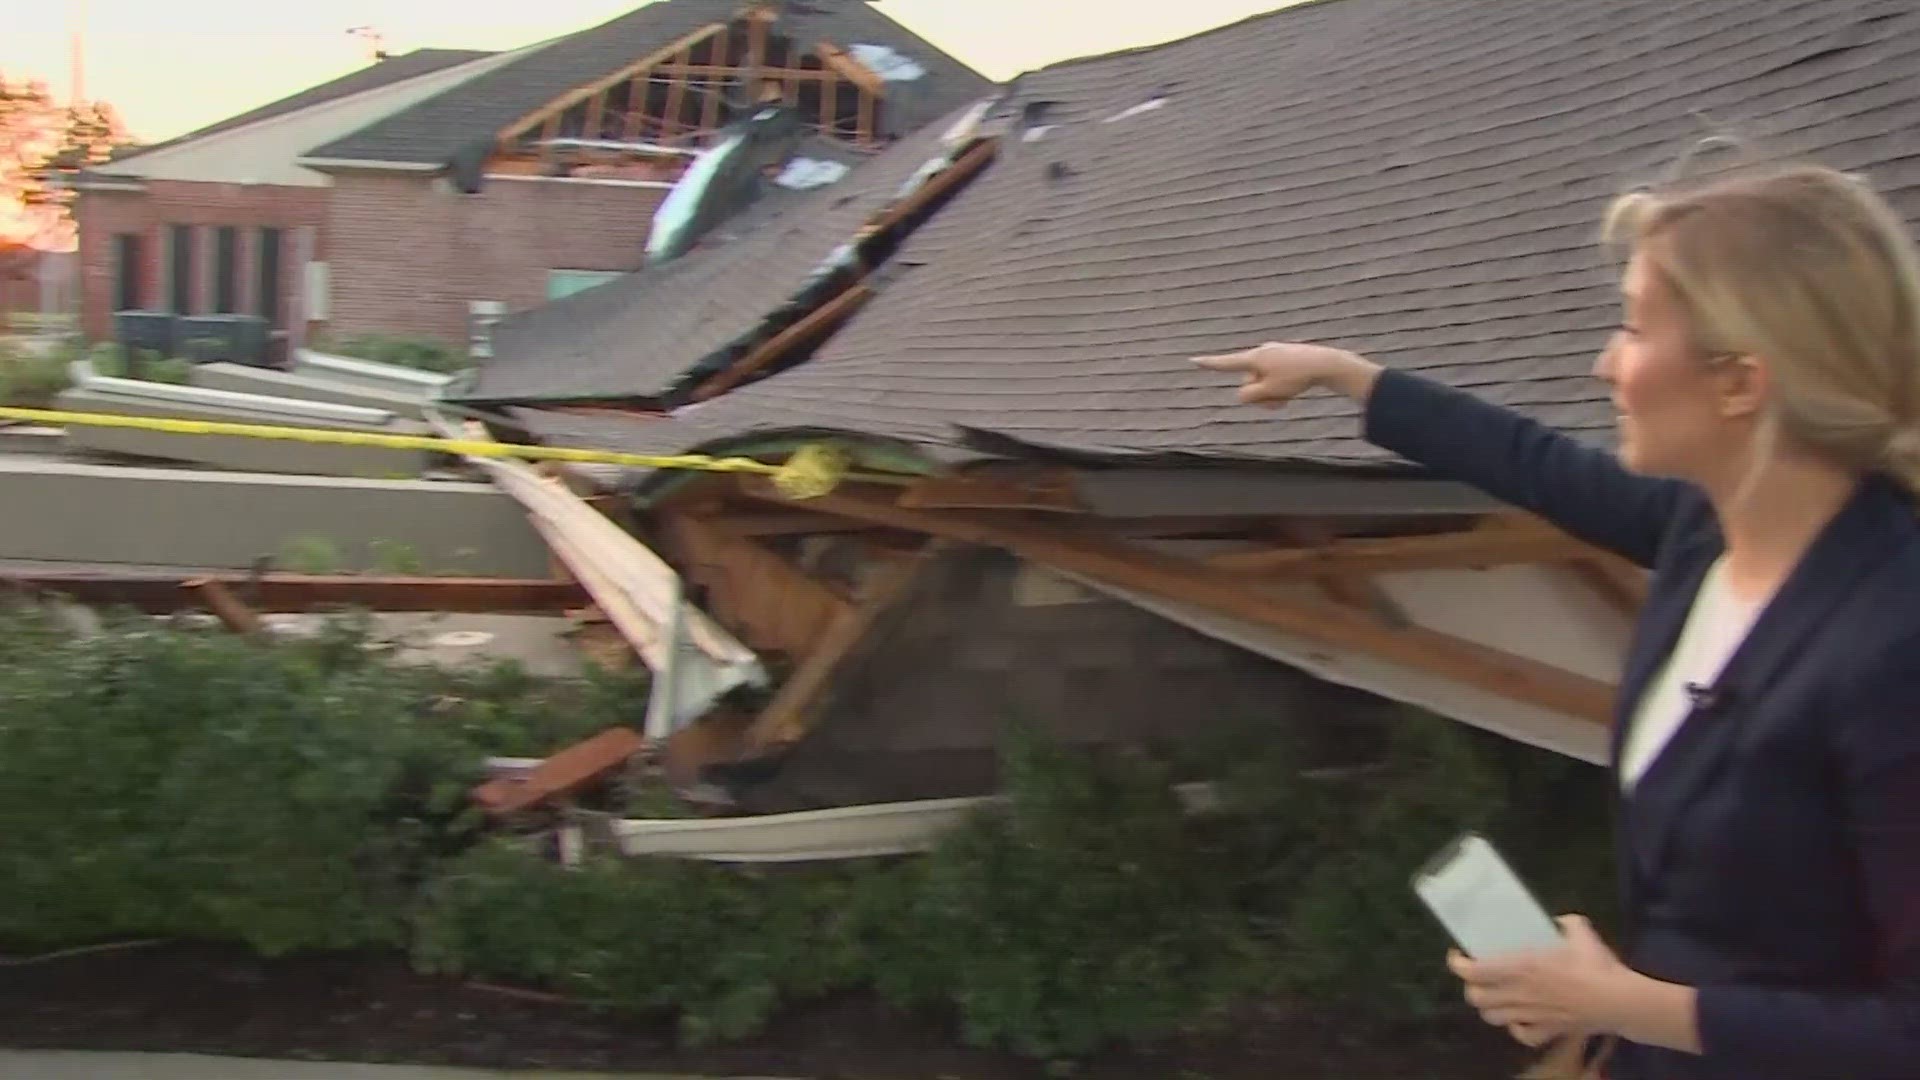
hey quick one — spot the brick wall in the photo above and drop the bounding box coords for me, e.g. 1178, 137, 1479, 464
326, 172, 669, 344
77, 181, 327, 344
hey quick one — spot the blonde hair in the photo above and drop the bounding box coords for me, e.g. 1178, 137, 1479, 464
1601, 150, 1920, 495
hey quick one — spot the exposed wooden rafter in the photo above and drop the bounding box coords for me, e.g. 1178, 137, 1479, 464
898, 469, 1086, 513
744, 540, 942, 747
1206, 514, 1599, 574
738, 482, 1617, 727
689, 284, 875, 403
658, 510, 852, 657
865, 137, 998, 235
496, 22, 728, 149
814, 41, 886, 97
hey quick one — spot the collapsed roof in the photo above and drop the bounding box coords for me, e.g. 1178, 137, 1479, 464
455, 99, 993, 408
513, 0, 1920, 470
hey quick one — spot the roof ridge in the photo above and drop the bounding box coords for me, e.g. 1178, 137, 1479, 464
95, 48, 498, 170
1021, 0, 1351, 77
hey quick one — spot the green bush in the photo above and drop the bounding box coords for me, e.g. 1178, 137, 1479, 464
323, 333, 468, 374
871, 728, 1259, 1058
0, 604, 642, 955
415, 841, 870, 1045
0, 342, 72, 407
0, 598, 1615, 1063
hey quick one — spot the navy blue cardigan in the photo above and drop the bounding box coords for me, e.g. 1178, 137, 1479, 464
1363, 369, 1920, 1080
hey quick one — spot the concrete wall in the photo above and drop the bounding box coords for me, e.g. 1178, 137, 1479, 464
55, 385, 435, 478
325, 172, 668, 341
0, 457, 552, 576
187, 362, 432, 418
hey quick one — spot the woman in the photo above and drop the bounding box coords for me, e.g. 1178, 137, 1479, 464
1194, 159, 1920, 1080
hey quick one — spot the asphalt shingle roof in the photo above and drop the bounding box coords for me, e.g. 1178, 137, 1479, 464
307, 0, 992, 166
459, 105, 991, 405
591, 0, 1920, 468
89, 49, 493, 178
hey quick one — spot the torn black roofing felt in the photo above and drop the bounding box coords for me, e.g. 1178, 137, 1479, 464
578, 0, 1920, 469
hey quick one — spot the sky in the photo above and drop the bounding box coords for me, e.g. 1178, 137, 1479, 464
3, 0, 1293, 144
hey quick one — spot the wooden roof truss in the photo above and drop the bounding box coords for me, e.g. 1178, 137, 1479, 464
491, 10, 893, 178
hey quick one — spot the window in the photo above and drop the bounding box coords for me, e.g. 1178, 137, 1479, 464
546, 269, 622, 300
212, 226, 238, 314
167, 224, 194, 314
112, 232, 144, 311
256, 227, 283, 328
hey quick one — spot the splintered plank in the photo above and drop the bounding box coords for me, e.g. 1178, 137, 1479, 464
743, 542, 940, 748
473, 726, 647, 814
0, 571, 589, 614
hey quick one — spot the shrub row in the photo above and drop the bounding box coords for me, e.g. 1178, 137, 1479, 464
0, 603, 1615, 1061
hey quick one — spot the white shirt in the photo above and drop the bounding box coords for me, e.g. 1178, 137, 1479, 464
1620, 558, 1766, 792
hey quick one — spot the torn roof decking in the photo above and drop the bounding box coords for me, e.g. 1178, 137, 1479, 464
457, 105, 994, 409
306, 0, 992, 167
546, 0, 1920, 470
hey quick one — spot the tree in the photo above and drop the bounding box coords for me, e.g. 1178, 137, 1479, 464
0, 73, 132, 251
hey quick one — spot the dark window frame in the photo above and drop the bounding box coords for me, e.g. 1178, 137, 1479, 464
112, 232, 144, 311
167, 224, 194, 314
212, 226, 239, 314
256, 226, 283, 329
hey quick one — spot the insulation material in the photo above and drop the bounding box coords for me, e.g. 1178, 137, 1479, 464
849, 43, 927, 81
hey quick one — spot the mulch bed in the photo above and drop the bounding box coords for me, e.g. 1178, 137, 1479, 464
0, 943, 1523, 1078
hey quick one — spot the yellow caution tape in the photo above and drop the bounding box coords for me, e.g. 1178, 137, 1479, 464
0, 406, 886, 499
774, 441, 853, 500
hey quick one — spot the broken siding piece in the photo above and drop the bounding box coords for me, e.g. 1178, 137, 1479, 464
429, 414, 763, 728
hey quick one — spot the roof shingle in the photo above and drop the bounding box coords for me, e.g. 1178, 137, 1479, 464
90, 49, 493, 177
607, 0, 1920, 468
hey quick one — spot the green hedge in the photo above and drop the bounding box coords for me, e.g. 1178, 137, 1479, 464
0, 603, 1615, 1062
0, 605, 641, 954
319, 334, 468, 374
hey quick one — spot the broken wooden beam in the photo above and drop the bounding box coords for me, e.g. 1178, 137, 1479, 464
688, 284, 874, 403
812, 41, 885, 96
864, 138, 998, 236
1205, 515, 1597, 574
744, 541, 941, 748
897, 468, 1085, 513
473, 726, 648, 815
740, 482, 1616, 727
0, 571, 590, 614
658, 510, 853, 657
182, 576, 264, 634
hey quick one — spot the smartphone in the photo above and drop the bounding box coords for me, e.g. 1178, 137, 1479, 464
1412, 832, 1564, 959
